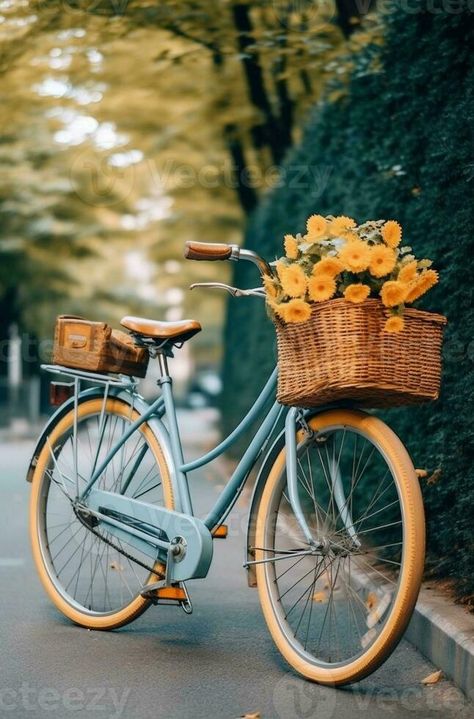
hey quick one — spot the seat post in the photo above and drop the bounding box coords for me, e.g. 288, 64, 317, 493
156, 351, 170, 381
155, 348, 194, 516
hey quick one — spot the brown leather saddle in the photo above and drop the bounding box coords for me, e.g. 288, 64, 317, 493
120, 316, 201, 347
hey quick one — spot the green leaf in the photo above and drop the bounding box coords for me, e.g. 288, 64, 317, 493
299, 242, 322, 255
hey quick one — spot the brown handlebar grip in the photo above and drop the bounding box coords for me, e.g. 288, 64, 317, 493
184, 241, 233, 261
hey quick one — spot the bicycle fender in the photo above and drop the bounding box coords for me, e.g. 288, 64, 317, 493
245, 427, 285, 587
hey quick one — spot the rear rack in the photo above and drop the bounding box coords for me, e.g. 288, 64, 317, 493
41, 365, 142, 475
41, 364, 139, 389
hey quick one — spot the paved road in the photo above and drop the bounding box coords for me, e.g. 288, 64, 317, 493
0, 412, 473, 719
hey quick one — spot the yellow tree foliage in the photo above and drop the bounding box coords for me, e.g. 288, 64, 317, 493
0, 0, 381, 358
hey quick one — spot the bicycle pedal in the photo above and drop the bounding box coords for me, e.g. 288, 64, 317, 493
140, 582, 193, 613
212, 524, 228, 539
140, 582, 184, 601
155, 585, 188, 601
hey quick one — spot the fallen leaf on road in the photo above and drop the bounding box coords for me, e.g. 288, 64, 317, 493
240, 712, 261, 718
109, 561, 124, 571
426, 469, 442, 486
361, 628, 377, 648
366, 591, 377, 609
421, 670, 443, 685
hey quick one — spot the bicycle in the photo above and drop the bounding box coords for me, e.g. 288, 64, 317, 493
27, 241, 425, 686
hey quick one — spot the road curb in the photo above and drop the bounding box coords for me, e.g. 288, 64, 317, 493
405, 586, 474, 698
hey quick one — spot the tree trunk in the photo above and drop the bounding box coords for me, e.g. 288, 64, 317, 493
223, 124, 259, 214
211, 49, 259, 214
231, 3, 288, 164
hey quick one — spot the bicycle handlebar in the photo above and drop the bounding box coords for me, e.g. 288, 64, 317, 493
184, 241, 236, 261
184, 241, 273, 276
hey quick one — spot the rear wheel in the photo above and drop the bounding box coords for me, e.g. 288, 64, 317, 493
255, 409, 425, 685
29, 397, 174, 630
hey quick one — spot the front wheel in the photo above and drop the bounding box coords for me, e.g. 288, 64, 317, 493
255, 409, 425, 686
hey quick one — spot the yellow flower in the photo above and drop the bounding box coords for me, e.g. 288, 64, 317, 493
344, 232, 360, 242
405, 269, 439, 303
381, 220, 402, 248
283, 298, 312, 323
312, 257, 344, 277
284, 234, 299, 260
308, 275, 336, 302
277, 263, 307, 298
380, 280, 408, 307
338, 239, 371, 273
329, 215, 356, 238
306, 214, 327, 239
344, 283, 371, 304
369, 245, 397, 278
384, 316, 405, 333
398, 260, 418, 283
263, 275, 278, 299
267, 299, 287, 321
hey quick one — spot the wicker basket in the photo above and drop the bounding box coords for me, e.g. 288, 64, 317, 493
275, 298, 447, 408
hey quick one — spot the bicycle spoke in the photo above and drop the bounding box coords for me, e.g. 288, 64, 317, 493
132, 480, 162, 501
50, 523, 84, 563
314, 557, 336, 656
274, 553, 307, 582
294, 557, 326, 639
247, 549, 314, 567
344, 519, 402, 538
284, 558, 331, 621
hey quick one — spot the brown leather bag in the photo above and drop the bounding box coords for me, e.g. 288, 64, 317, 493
52, 315, 149, 377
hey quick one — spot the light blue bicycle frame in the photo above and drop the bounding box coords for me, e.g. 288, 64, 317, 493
36, 245, 353, 585
75, 345, 332, 581
80, 361, 284, 531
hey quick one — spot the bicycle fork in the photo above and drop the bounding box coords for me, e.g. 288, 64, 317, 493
284, 407, 360, 550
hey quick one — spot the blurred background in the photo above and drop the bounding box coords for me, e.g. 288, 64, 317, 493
0, 0, 382, 421
0, 2, 473, 602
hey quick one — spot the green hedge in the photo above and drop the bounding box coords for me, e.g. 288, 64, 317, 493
222, 5, 474, 602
